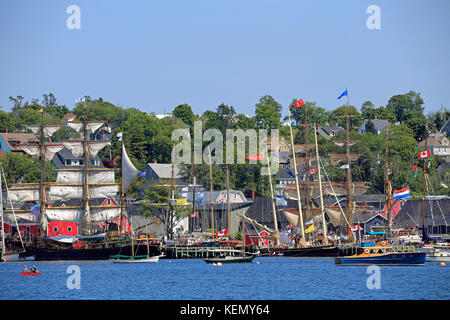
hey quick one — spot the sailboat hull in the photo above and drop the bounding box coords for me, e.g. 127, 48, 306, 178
271, 245, 340, 257
19, 244, 161, 261
203, 255, 255, 264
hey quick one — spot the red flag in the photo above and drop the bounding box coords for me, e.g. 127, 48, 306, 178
244, 150, 265, 161
418, 150, 430, 158
308, 168, 317, 174
348, 224, 360, 232
190, 211, 198, 218
215, 229, 228, 237
410, 164, 418, 169
293, 99, 304, 108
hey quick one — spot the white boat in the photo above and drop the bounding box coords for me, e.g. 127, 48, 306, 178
2, 252, 35, 262
425, 249, 450, 262
110, 254, 164, 263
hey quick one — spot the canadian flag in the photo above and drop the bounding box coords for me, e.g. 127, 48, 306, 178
418, 150, 430, 158
189, 212, 198, 218
215, 229, 228, 237
348, 224, 361, 232
308, 168, 317, 174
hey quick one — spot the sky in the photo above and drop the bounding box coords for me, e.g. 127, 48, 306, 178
1, 0, 449, 119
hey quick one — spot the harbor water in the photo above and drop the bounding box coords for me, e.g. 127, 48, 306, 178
1, 257, 448, 300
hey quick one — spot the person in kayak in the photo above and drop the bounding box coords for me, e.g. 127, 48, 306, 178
30, 265, 38, 273
23, 265, 29, 273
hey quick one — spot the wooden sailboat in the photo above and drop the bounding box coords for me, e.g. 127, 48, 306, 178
202, 164, 255, 264
109, 228, 162, 263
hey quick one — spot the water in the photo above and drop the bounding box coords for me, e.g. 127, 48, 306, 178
0, 257, 449, 300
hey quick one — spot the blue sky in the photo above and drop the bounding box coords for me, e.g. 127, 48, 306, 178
1, 0, 449, 118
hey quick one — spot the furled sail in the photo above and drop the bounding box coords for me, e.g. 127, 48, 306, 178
66, 121, 105, 134
122, 143, 139, 192
20, 144, 64, 161
7, 184, 40, 203
45, 206, 121, 223
48, 185, 119, 201
330, 154, 361, 165
62, 140, 110, 158
324, 206, 368, 227
283, 181, 369, 201
24, 125, 62, 139
55, 169, 116, 184
281, 208, 323, 227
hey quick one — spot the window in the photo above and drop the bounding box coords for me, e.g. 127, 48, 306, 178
66, 159, 72, 165
53, 226, 58, 233
67, 226, 72, 232
107, 198, 111, 206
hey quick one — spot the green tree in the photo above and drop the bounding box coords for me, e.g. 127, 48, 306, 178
254, 95, 282, 130
173, 104, 194, 127
330, 105, 363, 129
0, 152, 55, 185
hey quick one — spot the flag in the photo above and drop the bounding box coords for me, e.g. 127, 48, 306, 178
293, 99, 305, 108
117, 132, 123, 142
176, 198, 187, 204
308, 168, 317, 174
340, 164, 350, 169
305, 224, 315, 234
393, 187, 410, 199
244, 150, 265, 161
348, 224, 360, 232
31, 204, 40, 215
139, 171, 146, 177
410, 164, 418, 169
287, 224, 292, 229
337, 89, 348, 100
190, 211, 198, 218
275, 196, 288, 207
215, 229, 228, 237
418, 150, 430, 158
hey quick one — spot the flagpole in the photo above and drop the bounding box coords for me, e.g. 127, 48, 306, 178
344, 91, 354, 243
422, 127, 428, 240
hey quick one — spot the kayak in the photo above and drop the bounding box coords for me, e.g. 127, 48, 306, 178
20, 271, 41, 276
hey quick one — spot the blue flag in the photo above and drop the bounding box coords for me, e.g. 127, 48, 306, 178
337, 89, 348, 100
31, 204, 40, 215
139, 171, 146, 177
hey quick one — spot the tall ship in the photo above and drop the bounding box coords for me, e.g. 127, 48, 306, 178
274, 94, 369, 256
3, 105, 160, 261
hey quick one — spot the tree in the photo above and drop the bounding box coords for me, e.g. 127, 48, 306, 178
254, 95, 282, 130
361, 100, 375, 119
173, 104, 194, 127
0, 152, 55, 185
140, 186, 191, 239
365, 119, 378, 135
330, 105, 363, 128
386, 90, 424, 124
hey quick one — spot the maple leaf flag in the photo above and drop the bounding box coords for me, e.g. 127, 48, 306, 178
418, 150, 430, 158
410, 164, 418, 169
293, 99, 305, 108
308, 168, 317, 174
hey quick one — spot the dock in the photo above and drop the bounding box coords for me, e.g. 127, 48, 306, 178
162, 246, 248, 259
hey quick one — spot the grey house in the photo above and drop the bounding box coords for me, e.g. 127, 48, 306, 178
357, 119, 391, 135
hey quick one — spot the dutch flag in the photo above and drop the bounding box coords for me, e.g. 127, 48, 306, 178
393, 187, 410, 199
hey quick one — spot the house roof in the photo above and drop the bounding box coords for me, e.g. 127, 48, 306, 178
51, 146, 105, 169
145, 163, 183, 179
418, 134, 448, 148
360, 119, 391, 132
0, 132, 39, 151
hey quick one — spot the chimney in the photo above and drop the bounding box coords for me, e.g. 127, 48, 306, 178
331, 121, 334, 127
374, 114, 377, 120
154, 160, 157, 164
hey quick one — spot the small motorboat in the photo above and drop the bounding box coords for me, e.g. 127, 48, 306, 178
335, 240, 426, 266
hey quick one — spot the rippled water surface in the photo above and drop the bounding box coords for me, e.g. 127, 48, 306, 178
1, 257, 448, 300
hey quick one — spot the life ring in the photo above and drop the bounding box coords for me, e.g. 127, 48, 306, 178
365, 249, 370, 254
381, 241, 386, 246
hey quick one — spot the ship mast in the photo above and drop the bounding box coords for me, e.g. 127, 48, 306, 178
226, 164, 231, 238
81, 103, 91, 235
39, 110, 47, 236
314, 123, 328, 246
208, 150, 215, 236
422, 127, 428, 240
287, 103, 305, 239
385, 127, 391, 236
265, 144, 280, 246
